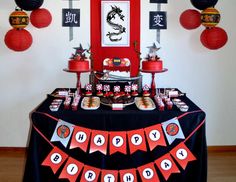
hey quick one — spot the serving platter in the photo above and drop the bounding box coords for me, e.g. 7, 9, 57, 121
81, 97, 100, 110
135, 97, 156, 111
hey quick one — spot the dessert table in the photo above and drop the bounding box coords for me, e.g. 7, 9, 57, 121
23, 88, 207, 182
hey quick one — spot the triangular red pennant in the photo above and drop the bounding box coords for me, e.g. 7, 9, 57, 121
109, 131, 127, 155
42, 147, 68, 174
170, 142, 196, 170
59, 157, 84, 182
144, 123, 167, 151
137, 162, 160, 182
101, 169, 118, 182
89, 130, 109, 155
80, 165, 100, 182
127, 129, 147, 154
70, 126, 91, 152
119, 168, 137, 182
155, 153, 180, 181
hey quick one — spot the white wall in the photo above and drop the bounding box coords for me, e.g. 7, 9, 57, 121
0, 0, 235, 147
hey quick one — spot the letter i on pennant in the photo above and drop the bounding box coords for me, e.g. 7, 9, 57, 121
59, 157, 84, 182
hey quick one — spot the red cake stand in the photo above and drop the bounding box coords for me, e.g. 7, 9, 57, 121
140, 68, 168, 97
63, 69, 91, 95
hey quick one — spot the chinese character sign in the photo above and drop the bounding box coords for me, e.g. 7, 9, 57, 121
150, 11, 167, 29
62, 9, 80, 27
150, 0, 168, 3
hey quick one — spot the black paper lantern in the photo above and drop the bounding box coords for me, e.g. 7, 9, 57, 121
190, 0, 218, 10
15, 0, 44, 11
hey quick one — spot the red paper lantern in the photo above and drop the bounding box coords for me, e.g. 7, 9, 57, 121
201, 7, 220, 28
4, 28, 33, 51
179, 9, 201, 30
200, 27, 228, 50
30, 8, 52, 28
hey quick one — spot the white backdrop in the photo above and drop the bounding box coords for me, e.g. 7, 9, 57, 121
0, 0, 235, 147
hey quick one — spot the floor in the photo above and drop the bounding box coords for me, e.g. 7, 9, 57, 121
0, 150, 236, 182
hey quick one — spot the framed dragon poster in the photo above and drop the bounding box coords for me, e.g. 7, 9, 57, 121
101, 1, 130, 47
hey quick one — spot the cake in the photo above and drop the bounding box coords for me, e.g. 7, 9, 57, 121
67, 44, 90, 71
142, 43, 164, 71
142, 60, 163, 71
68, 58, 90, 71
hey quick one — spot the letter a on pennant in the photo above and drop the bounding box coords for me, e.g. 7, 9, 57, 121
89, 130, 109, 155
155, 153, 180, 181
42, 147, 68, 174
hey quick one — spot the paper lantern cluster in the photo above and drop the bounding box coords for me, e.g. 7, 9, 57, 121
4, 0, 52, 52
179, 0, 228, 50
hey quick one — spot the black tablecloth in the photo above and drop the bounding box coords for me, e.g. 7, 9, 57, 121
23, 89, 207, 182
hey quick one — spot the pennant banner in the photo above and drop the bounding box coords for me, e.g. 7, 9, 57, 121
43, 111, 194, 155
51, 119, 74, 148
37, 111, 205, 181
162, 117, 185, 145
42, 146, 68, 174
90, 130, 109, 155
127, 129, 147, 154
101, 170, 118, 182
137, 162, 160, 182
59, 157, 84, 182
80, 165, 100, 182
70, 126, 91, 152
119, 168, 137, 182
41, 140, 201, 182
144, 123, 167, 151
155, 153, 180, 181
109, 131, 127, 155
170, 142, 196, 170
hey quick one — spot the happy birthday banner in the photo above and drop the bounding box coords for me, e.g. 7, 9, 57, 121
47, 114, 199, 155
34, 110, 203, 155
41, 141, 198, 182
33, 110, 205, 181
